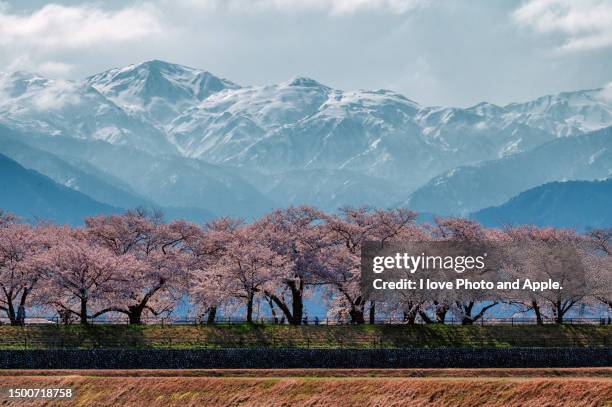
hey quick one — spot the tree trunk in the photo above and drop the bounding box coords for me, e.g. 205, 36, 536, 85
403, 302, 419, 325
6, 301, 18, 326
128, 305, 143, 325
2, 290, 21, 325
246, 292, 254, 323
403, 311, 417, 324
16, 304, 26, 326
461, 302, 475, 325
266, 279, 304, 325
80, 297, 88, 325
59, 309, 72, 325
206, 306, 217, 324
124, 279, 165, 325
435, 303, 449, 324
532, 301, 543, 325
289, 281, 303, 325
369, 301, 376, 324
418, 310, 434, 324
15, 290, 29, 327
266, 297, 279, 324
349, 307, 365, 324
554, 301, 564, 324
347, 296, 366, 324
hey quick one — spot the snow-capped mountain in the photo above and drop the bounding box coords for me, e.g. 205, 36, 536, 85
167, 80, 558, 190
504, 89, 612, 136
166, 76, 332, 158
0, 71, 175, 155
1, 60, 611, 215
469, 88, 612, 137
86, 61, 611, 186
87, 60, 239, 124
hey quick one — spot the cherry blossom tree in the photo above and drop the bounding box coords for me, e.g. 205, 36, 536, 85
504, 226, 590, 324
0, 224, 55, 325
585, 229, 612, 313
256, 206, 326, 325
424, 217, 499, 325
0, 203, 607, 325
40, 229, 125, 325
218, 224, 288, 322
0, 210, 15, 227
321, 207, 419, 324
84, 210, 190, 324
186, 217, 243, 324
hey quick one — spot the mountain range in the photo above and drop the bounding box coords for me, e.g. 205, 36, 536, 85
1, 60, 611, 226
473, 178, 612, 230
0, 153, 120, 224
406, 126, 612, 216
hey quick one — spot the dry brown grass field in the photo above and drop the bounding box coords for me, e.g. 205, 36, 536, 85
0, 369, 610, 406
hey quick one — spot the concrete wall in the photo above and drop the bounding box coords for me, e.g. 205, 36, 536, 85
0, 348, 610, 369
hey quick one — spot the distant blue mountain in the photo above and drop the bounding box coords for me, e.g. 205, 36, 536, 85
0, 129, 151, 209
0, 153, 121, 225
0, 127, 216, 223
472, 178, 612, 230
407, 126, 612, 216
1, 62, 612, 216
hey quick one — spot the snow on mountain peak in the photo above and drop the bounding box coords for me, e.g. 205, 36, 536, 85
501, 88, 612, 135
284, 76, 330, 89
467, 102, 507, 117
0, 69, 178, 155
86, 60, 239, 122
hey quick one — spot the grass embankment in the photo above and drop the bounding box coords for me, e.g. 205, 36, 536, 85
1, 368, 611, 378
0, 369, 610, 406
0, 324, 610, 349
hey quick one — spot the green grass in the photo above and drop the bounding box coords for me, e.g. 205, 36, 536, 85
0, 324, 610, 349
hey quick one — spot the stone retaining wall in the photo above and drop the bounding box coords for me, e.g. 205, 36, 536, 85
0, 348, 610, 369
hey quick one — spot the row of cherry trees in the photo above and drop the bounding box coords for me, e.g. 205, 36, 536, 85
0, 207, 609, 326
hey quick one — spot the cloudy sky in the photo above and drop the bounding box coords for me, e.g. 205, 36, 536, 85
1, 0, 611, 107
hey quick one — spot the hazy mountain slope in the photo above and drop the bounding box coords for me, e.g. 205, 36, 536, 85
0, 126, 216, 222
245, 168, 403, 212
406, 126, 612, 216
0, 127, 150, 208
0, 153, 120, 224
13, 133, 274, 218
472, 178, 612, 230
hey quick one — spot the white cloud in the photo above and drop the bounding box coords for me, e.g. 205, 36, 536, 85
32, 80, 82, 111
596, 82, 612, 102
513, 0, 612, 52
37, 61, 75, 77
0, 3, 161, 49
175, 0, 425, 15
